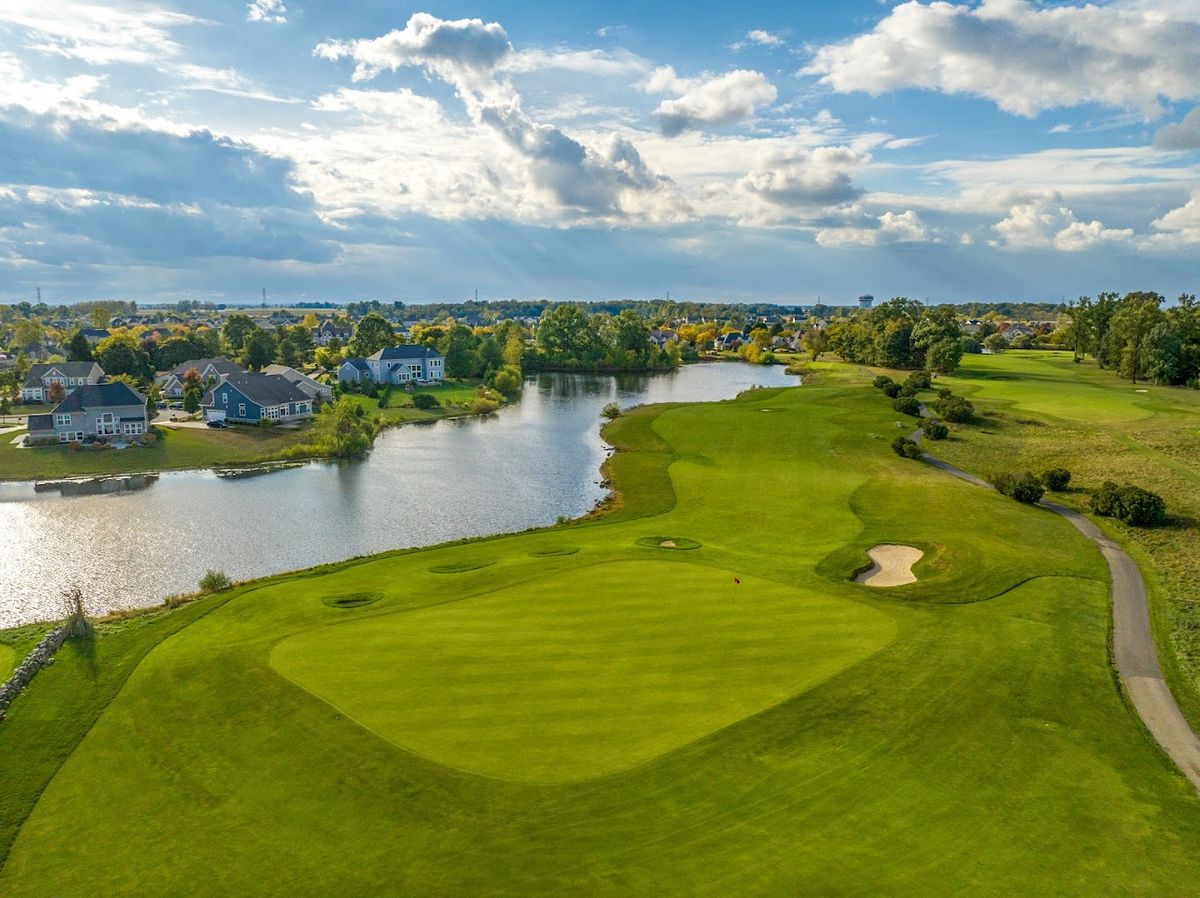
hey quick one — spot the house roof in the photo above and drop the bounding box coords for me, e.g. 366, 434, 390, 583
263, 364, 328, 390
78, 328, 110, 338
22, 362, 103, 388
167, 358, 244, 379
27, 414, 52, 432
341, 358, 370, 372
368, 345, 443, 362
204, 373, 309, 407
54, 382, 146, 412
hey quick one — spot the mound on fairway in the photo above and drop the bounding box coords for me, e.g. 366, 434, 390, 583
271, 561, 895, 783
856, 545, 924, 587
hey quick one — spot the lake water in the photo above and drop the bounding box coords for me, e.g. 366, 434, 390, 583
0, 363, 795, 627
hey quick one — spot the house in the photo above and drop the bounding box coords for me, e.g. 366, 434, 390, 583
263, 364, 333, 404
155, 358, 245, 399
312, 319, 352, 346
1000, 323, 1036, 341
26, 382, 148, 445
960, 318, 984, 335
20, 362, 105, 403
648, 328, 680, 348
201, 373, 314, 424
338, 345, 445, 386
78, 328, 111, 345
715, 332, 746, 351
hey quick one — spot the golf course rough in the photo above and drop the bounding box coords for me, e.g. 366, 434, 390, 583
3, 364, 1200, 896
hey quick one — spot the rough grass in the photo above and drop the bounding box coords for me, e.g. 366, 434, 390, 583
2, 369, 1199, 894
930, 350, 1200, 730
0, 644, 15, 680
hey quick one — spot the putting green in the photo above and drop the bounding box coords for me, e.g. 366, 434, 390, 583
270, 561, 896, 782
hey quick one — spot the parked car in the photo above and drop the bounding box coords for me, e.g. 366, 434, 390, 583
205, 419, 228, 429
168, 402, 183, 410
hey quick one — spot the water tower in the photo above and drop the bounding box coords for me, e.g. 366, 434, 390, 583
857, 294, 874, 309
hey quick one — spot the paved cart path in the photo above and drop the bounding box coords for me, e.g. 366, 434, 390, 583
914, 422, 1200, 792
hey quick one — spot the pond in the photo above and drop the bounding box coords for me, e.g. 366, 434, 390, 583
0, 362, 797, 626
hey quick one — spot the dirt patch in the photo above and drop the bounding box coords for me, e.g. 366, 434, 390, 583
855, 545, 924, 587
635, 536, 701, 550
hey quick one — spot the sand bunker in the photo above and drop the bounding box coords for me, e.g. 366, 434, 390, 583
855, 545, 923, 587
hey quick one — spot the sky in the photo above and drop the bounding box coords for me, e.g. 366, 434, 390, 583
0, 0, 1196, 306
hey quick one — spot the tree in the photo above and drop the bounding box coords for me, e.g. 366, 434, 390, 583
439, 325, 476, 378
924, 338, 964, 374
1110, 291, 1164, 383
891, 436, 922, 458
601, 402, 621, 420
1041, 468, 1071, 492
153, 335, 202, 370
491, 366, 522, 397
801, 328, 828, 361
67, 332, 94, 362
412, 393, 439, 409
892, 396, 922, 417
347, 313, 396, 358
47, 380, 66, 404
983, 333, 1008, 353
242, 330, 277, 370
308, 396, 374, 458
221, 314, 258, 356
95, 333, 153, 382
924, 421, 949, 440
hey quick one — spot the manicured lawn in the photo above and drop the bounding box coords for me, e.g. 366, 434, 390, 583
0, 644, 14, 680
0, 423, 311, 481
2, 368, 1199, 894
926, 351, 1200, 731
346, 378, 498, 426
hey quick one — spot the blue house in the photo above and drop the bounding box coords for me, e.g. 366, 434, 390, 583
338, 345, 445, 386
201, 373, 314, 424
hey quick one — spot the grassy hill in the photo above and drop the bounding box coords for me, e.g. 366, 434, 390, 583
1, 363, 1198, 894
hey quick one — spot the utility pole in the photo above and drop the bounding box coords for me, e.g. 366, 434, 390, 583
36, 287, 41, 303
262, 287, 267, 308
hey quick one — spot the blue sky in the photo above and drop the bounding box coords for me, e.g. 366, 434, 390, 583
0, 1, 1196, 305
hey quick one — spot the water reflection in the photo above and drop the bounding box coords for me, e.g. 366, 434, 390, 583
33, 474, 160, 497
0, 363, 795, 625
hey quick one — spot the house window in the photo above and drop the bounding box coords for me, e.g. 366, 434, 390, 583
238, 403, 247, 417
58, 433, 69, 443
55, 414, 71, 426
123, 422, 144, 435
222, 392, 228, 404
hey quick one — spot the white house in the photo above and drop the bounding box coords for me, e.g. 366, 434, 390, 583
20, 362, 104, 403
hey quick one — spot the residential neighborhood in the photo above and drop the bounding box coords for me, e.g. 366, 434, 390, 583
19, 362, 105, 403
338, 345, 445, 386
201, 373, 314, 424
25, 382, 148, 445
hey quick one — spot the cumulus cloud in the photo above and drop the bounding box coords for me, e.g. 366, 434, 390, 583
1154, 107, 1200, 150
815, 210, 929, 247
992, 195, 1133, 250
315, 13, 681, 222
0, 0, 201, 66
246, 0, 287, 25
738, 146, 865, 209
648, 67, 777, 136
804, 0, 1200, 117
733, 29, 785, 50
1142, 193, 1200, 249
315, 13, 513, 83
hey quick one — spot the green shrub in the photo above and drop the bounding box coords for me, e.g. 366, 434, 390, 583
1041, 468, 1072, 492
1091, 482, 1167, 526
905, 371, 932, 390
872, 375, 895, 390
898, 383, 919, 397
933, 394, 974, 423
892, 396, 922, 417
198, 570, 231, 593
470, 397, 500, 415
412, 393, 439, 410
991, 471, 1045, 504
924, 421, 949, 441
891, 436, 922, 459
881, 381, 903, 398
601, 402, 621, 420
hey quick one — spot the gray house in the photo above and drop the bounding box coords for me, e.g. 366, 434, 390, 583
201, 373, 314, 424
156, 358, 245, 399
26, 382, 148, 445
20, 362, 104, 403
338, 345, 445, 386
263, 364, 333, 404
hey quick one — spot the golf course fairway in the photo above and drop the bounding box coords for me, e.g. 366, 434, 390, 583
2, 364, 1199, 895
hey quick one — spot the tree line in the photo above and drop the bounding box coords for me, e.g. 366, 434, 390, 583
1058, 292, 1199, 386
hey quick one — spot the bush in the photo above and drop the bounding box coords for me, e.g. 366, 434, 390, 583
983, 333, 1009, 352
199, 569, 232, 593
412, 393, 439, 410
881, 381, 902, 398
377, 389, 390, 409
892, 395, 922, 417
601, 402, 621, 420
924, 420, 949, 440
933, 394, 974, 423
898, 383, 919, 397
905, 371, 932, 390
492, 366, 522, 397
891, 436, 922, 459
991, 471, 1045, 504
1091, 482, 1167, 526
873, 375, 895, 390
470, 397, 500, 415
1041, 468, 1072, 492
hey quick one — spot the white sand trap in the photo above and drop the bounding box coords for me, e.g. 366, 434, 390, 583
659, 540, 677, 548
856, 544, 923, 587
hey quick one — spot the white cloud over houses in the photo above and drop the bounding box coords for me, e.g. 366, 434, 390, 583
738, 146, 866, 209
1142, 194, 1200, 249
815, 210, 930, 247
646, 67, 777, 136
805, 0, 1200, 117
992, 195, 1133, 250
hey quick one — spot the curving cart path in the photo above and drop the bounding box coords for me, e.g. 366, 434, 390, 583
913, 420, 1200, 792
